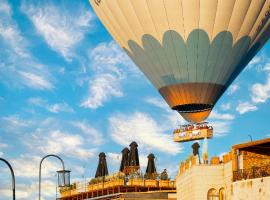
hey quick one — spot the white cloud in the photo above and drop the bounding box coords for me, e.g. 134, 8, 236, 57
107, 152, 121, 168
0, 58, 54, 91
11, 155, 60, 178
0, 154, 62, 199
235, 60, 270, 114
0, 1, 54, 90
0, 1, 11, 15
72, 121, 103, 146
246, 55, 268, 71
220, 103, 231, 111
1, 116, 102, 161
109, 112, 182, 155
207, 110, 235, 137
0, 181, 56, 200
166, 111, 186, 127
145, 96, 186, 127
236, 102, 258, 114
28, 97, 46, 106
227, 84, 239, 95
144, 97, 169, 110
25, 129, 96, 160
251, 75, 270, 103
80, 41, 138, 109
59, 67, 65, 74
0, 143, 8, 149
263, 62, 270, 71
209, 110, 235, 120
1, 117, 99, 199
28, 97, 73, 113
0, 24, 25, 56
19, 71, 53, 90
210, 120, 233, 137
0, 141, 7, 156
21, 1, 94, 61
32, 180, 56, 199
138, 154, 149, 168
3, 115, 31, 127
1, 115, 32, 133
89, 41, 137, 74
80, 73, 123, 109
248, 56, 262, 66
0, 0, 27, 57
47, 103, 73, 113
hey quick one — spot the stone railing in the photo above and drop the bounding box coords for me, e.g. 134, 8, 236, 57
233, 165, 270, 181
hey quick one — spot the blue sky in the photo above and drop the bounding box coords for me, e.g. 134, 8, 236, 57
1, 0, 270, 199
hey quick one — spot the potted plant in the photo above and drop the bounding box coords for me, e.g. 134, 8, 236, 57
159, 169, 170, 187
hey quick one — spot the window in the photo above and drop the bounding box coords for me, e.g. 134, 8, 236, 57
207, 188, 225, 200
207, 188, 219, 200
219, 188, 225, 200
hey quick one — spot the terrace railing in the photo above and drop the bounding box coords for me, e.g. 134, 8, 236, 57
233, 165, 270, 181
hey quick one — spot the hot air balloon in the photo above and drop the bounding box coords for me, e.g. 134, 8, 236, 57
89, 0, 270, 123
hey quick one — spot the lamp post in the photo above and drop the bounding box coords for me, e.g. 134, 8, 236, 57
38, 154, 70, 200
248, 134, 253, 142
0, 157, 15, 200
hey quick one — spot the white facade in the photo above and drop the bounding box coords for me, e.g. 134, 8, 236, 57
231, 177, 270, 200
176, 162, 232, 200
176, 161, 270, 200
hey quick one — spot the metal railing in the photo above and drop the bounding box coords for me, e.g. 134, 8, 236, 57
60, 179, 176, 198
233, 165, 270, 181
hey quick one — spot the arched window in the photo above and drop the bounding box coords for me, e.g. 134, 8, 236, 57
219, 188, 225, 200
207, 188, 219, 200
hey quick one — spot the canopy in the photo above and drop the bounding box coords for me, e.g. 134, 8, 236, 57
95, 152, 109, 178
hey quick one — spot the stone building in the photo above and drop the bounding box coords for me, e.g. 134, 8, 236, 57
176, 138, 270, 200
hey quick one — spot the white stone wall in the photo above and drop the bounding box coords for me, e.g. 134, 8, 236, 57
176, 167, 195, 200
176, 160, 270, 200
231, 176, 270, 200
176, 164, 227, 200
223, 161, 233, 200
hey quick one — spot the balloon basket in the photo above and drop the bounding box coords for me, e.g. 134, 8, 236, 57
173, 122, 213, 142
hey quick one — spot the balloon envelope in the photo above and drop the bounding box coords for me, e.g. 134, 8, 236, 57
90, 0, 270, 123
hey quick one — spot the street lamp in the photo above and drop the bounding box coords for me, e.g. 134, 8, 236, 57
0, 157, 15, 200
38, 154, 70, 200
57, 169, 71, 187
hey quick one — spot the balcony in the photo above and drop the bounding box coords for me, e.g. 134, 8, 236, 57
233, 165, 270, 181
